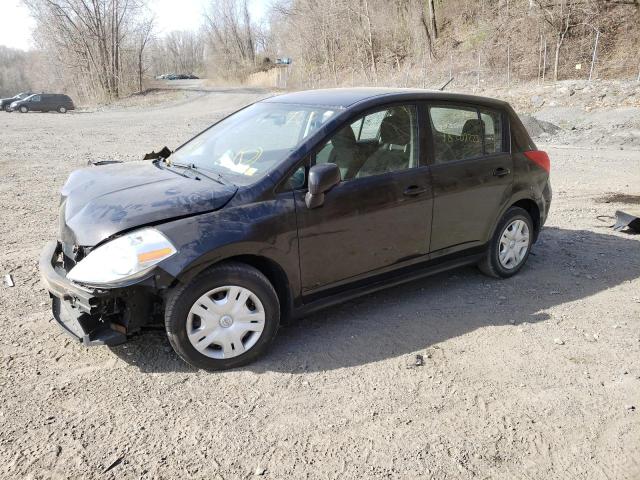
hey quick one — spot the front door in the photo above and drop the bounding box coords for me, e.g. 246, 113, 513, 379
294, 104, 433, 294
427, 104, 513, 254
29, 95, 42, 110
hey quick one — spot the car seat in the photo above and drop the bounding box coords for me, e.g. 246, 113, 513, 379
357, 111, 412, 177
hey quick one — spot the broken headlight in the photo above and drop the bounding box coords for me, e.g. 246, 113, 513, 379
66, 228, 176, 287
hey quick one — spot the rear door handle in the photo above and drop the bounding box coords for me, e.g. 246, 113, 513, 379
403, 185, 427, 197
493, 167, 511, 177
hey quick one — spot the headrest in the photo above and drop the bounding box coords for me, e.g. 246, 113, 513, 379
462, 119, 484, 137
380, 113, 410, 145
331, 126, 356, 149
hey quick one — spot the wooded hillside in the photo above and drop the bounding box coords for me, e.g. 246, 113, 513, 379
268, 0, 640, 88
1, 0, 638, 101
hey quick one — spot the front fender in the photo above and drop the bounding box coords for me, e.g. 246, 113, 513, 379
154, 194, 300, 295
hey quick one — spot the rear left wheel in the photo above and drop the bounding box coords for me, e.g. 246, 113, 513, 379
478, 206, 534, 278
165, 262, 280, 371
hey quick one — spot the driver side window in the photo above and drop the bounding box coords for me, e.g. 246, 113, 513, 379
316, 105, 418, 180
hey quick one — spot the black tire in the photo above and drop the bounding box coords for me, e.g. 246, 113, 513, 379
4, 105, 11, 112
19, 106, 28, 113
165, 262, 280, 371
478, 206, 534, 279
57, 106, 67, 113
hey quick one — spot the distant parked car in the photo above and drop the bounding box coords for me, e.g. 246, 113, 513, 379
166, 74, 195, 80
187, 74, 199, 79
10, 93, 75, 113
1, 92, 33, 112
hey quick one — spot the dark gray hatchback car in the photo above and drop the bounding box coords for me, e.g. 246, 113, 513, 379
11, 93, 75, 113
0, 92, 33, 112
40, 88, 551, 370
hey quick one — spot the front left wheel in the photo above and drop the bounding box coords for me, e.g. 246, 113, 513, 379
165, 262, 280, 371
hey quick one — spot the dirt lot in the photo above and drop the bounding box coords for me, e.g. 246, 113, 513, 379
1, 86, 639, 480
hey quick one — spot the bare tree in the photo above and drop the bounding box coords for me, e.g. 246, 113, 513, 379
427, 0, 438, 39
0, 47, 33, 96
23, 0, 154, 100
135, 16, 155, 92
204, 0, 258, 78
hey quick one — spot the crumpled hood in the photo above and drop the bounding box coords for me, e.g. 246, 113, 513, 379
59, 161, 237, 246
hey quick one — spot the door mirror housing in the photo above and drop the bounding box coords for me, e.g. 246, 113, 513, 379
305, 163, 341, 209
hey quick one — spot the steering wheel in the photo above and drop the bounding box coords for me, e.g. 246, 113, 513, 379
233, 148, 263, 166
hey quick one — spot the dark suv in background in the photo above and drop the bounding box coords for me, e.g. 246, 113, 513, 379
0, 92, 33, 112
40, 88, 551, 371
10, 93, 75, 113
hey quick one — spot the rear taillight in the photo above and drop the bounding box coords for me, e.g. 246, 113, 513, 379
524, 150, 550, 173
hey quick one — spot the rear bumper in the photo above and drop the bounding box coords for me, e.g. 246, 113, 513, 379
40, 240, 127, 346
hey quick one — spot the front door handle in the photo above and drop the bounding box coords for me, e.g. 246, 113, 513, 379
403, 185, 427, 197
493, 167, 511, 177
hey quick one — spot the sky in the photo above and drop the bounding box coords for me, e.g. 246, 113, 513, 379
0, 0, 269, 51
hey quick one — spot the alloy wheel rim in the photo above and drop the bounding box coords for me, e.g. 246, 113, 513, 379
498, 219, 530, 269
186, 285, 265, 359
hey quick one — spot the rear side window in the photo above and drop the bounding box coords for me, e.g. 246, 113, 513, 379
429, 105, 505, 163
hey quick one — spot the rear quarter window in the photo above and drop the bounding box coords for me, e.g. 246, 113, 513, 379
510, 114, 536, 152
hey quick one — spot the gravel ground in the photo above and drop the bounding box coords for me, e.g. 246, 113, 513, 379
0, 87, 639, 480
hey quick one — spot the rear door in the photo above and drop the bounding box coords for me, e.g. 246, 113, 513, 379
293, 103, 433, 294
41, 95, 53, 110
427, 103, 512, 254
49, 95, 61, 109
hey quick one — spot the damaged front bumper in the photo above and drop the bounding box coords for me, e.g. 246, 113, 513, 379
39, 241, 160, 346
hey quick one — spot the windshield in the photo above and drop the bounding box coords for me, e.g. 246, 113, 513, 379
171, 102, 339, 185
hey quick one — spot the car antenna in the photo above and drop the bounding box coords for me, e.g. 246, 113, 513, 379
438, 77, 454, 91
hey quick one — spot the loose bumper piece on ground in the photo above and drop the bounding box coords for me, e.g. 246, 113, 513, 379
613, 210, 640, 233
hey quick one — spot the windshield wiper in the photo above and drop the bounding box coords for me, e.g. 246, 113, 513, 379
169, 161, 228, 186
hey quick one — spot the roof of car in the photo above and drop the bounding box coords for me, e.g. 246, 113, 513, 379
262, 88, 510, 109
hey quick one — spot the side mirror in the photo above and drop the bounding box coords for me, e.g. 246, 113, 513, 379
305, 163, 341, 209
